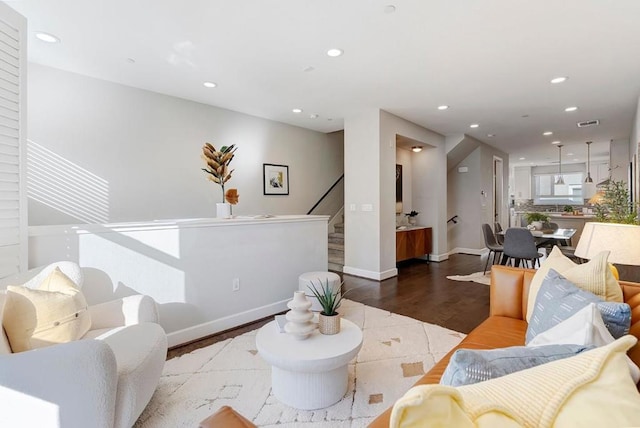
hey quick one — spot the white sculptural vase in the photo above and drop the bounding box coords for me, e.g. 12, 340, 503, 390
284, 291, 316, 340
216, 202, 231, 218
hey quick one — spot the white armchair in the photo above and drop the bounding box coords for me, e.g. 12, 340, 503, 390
0, 262, 168, 428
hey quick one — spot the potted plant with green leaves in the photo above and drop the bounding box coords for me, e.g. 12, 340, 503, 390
593, 179, 639, 225
307, 278, 349, 335
524, 212, 549, 230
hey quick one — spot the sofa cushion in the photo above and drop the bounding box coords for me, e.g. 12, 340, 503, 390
526, 247, 623, 322
390, 336, 640, 428
526, 269, 631, 344
440, 343, 592, 387
2, 268, 91, 352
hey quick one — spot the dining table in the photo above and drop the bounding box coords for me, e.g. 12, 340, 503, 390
497, 227, 577, 248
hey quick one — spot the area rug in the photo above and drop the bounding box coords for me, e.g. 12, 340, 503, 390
134, 299, 465, 427
447, 271, 491, 285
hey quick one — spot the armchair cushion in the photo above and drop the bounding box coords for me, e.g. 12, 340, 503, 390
3, 268, 91, 352
88, 294, 159, 330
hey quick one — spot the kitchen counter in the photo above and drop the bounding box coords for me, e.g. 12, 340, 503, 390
549, 214, 596, 219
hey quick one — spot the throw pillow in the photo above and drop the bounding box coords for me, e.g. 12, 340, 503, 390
525, 246, 623, 322
0, 291, 12, 355
390, 336, 640, 428
527, 302, 640, 384
526, 269, 630, 343
2, 268, 91, 352
440, 343, 593, 387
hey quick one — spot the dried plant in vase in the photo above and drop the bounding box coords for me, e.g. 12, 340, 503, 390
201, 143, 237, 202
307, 278, 350, 335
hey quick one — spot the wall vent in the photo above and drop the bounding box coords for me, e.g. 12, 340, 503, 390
577, 119, 600, 128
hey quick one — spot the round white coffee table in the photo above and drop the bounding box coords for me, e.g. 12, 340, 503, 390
256, 318, 363, 410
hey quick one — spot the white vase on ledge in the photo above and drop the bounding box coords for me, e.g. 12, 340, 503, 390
216, 202, 231, 218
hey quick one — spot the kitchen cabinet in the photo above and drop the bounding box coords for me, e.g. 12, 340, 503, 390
513, 166, 531, 199
396, 227, 432, 262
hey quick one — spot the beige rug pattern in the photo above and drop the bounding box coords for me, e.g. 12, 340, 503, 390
135, 299, 465, 427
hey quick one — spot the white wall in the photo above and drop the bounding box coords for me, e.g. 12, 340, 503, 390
447, 139, 509, 252
447, 148, 481, 251
632, 95, 640, 203
27, 64, 344, 225
28, 216, 328, 347
343, 109, 382, 278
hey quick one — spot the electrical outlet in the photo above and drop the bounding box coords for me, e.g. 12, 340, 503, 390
232, 278, 240, 291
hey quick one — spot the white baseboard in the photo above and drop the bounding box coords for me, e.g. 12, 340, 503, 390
343, 265, 398, 281
429, 253, 449, 262
448, 247, 486, 256
166, 299, 290, 348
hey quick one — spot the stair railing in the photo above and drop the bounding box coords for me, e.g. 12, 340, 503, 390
307, 175, 344, 220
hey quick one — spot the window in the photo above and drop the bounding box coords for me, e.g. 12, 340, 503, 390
533, 172, 583, 205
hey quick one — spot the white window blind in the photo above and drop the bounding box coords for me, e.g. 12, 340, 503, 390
0, 4, 26, 279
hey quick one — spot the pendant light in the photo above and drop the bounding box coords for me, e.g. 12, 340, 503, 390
555, 144, 564, 185
583, 141, 596, 198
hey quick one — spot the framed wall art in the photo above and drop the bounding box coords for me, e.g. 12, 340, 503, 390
263, 163, 289, 195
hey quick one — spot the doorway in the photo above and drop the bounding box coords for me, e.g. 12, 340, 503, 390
493, 156, 504, 227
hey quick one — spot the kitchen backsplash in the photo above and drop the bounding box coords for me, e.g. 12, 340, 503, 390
513, 199, 588, 212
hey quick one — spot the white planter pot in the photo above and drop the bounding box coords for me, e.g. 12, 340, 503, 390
216, 203, 231, 218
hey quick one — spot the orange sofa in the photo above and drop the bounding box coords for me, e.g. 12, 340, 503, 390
200, 265, 640, 428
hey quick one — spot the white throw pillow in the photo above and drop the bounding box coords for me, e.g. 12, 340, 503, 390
526, 247, 623, 322
3, 268, 91, 352
527, 303, 640, 383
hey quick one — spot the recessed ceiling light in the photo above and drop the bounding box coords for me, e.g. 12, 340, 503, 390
384, 5, 397, 13
487, 134, 495, 138
309, 114, 319, 119
519, 157, 526, 160
564, 106, 578, 112
327, 48, 343, 57
543, 131, 553, 136
411, 146, 422, 153
551, 141, 561, 145
437, 105, 449, 110
35, 32, 60, 43
203, 82, 217, 88
292, 108, 303, 114
551, 76, 568, 84
470, 124, 479, 128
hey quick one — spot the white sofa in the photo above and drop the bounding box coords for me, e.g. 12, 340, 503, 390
0, 262, 168, 428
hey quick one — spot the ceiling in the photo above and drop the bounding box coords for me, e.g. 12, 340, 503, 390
8, 0, 640, 167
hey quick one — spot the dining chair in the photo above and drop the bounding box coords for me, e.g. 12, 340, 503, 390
482, 223, 504, 274
494, 222, 504, 245
503, 228, 544, 268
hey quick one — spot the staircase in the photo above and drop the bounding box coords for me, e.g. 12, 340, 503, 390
328, 220, 344, 272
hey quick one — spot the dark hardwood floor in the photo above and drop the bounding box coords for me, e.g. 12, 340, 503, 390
168, 253, 488, 359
